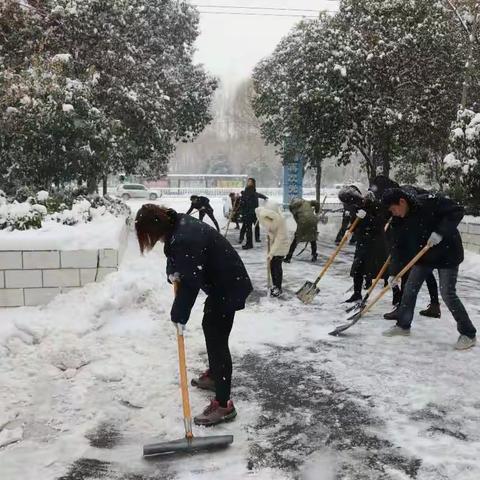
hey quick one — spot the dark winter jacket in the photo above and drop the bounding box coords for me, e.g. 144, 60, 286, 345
388, 191, 464, 273
186, 196, 213, 215
289, 198, 320, 242
350, 201, 389, 279
240, 186, 267, 223
165, 213, 253, 324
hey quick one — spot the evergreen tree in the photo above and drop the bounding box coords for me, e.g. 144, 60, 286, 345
0, 0, 217, 193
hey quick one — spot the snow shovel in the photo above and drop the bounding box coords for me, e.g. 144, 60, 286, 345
345, 255, 392, 314
143, 285, 233, 457
329, 244, 432, 336
296, 216, 362, 304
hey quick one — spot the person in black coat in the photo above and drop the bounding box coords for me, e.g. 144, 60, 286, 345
381, 188, 476, 350
335, 185, 362, 246
186, 195, 220, 232
239, 177, 267, 249
369, 176, 441, 319
135, 204, 253, 425
338, 186, 389, 302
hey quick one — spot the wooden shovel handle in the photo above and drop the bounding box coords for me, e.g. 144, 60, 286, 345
173, 282, 193, 439
366, 255, 391, 296
360, 244, 431, 318
314, 216, 361, 286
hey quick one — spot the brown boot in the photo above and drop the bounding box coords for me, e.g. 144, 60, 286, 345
194, 400, 237, 426
191, 369, 215, 392
419, 303, 441, 318
383, 307, 399, 320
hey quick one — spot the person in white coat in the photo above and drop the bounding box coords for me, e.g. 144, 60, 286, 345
255, 202, 291, 297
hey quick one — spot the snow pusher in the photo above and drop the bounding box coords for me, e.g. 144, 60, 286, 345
296, 216, 362, 304
329, 244, 432, 336
143, 284, 233, 457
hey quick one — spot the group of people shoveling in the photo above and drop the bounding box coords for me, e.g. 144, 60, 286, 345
134, 174, 476, 456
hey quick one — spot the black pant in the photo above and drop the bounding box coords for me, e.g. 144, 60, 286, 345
353, 273, 363, 296
270, 256, 283, 289
286, 236, 317, 259
202, 306, 235, 406
199, 209, 220, 232
241, 219, 254, 246
397, 265, 476, 338
240, 220, 259, 242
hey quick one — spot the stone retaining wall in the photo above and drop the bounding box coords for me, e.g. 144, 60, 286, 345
0, 225, 128, 307
458, 220, 480, 254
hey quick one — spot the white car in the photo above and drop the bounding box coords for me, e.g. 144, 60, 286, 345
116, 183, 160, 201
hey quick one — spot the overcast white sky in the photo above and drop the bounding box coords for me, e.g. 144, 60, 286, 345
190, 1, 339, 88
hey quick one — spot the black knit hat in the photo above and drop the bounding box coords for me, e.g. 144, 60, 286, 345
338, 185, 363, 207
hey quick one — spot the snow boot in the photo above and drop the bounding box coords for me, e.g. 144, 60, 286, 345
311, 253, 318, 262
419, 303, 441, 319
270, 286, 282, 297
194, 400, 237, 427
283, 256, 292, 264
242, 243, 253, 250
383, 325, 411, 337
454, 335, 477, 351
345, 292, 362, 303
383, 307, 399, 320
191, 369, 215, 392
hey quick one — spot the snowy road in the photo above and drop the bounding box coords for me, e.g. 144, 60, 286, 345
1, 198, 479, 480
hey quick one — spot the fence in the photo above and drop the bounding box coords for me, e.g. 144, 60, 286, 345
116, 186, 341, 199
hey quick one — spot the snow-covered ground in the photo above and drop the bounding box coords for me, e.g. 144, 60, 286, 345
1, 197, 479, 480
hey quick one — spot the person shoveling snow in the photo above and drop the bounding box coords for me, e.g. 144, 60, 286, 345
135, 204, 253, 426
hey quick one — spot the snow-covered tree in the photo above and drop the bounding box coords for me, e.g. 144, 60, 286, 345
252, 15, 345, 200
253, 0, 476, 185
0, 0, 217, 193
444, 109, 480, 213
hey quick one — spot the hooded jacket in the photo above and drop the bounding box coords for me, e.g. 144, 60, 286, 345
255, 202, 291, 257
289, 198, 320, 242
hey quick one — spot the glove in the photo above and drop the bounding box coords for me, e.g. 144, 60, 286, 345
388, 276, 399, 288
428, 232, 443, 246
356, 209, 367, 219
174, 322, 185, 333
168, 272, 181, 284
364, 191, 376, 203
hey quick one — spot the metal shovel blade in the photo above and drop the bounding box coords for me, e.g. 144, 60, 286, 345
328, 310, 362, 336
345, 298, 367, 314
143, 434, 233, 457
296, 281, 320, 304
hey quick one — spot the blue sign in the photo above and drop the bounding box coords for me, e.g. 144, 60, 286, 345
283, 154, 303, 208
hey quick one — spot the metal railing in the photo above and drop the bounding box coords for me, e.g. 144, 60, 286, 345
132, 186, 342, 198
